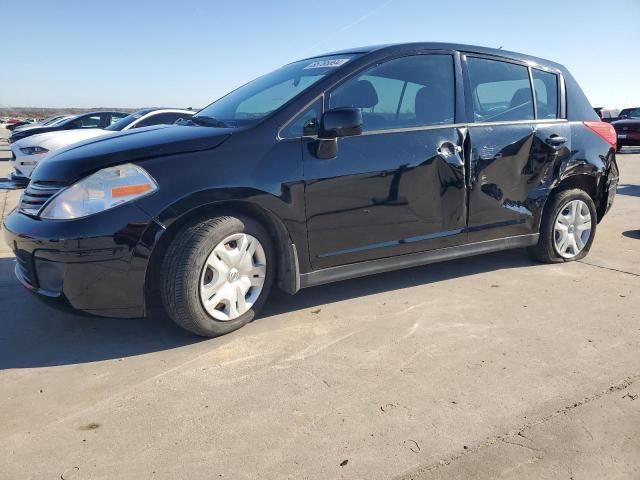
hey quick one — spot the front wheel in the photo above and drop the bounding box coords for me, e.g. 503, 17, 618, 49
161, 215, 275, 337
528, 189, 597, 263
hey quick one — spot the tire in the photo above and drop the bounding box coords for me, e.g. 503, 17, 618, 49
161, 215, 275, 337
528, 188, 597, 263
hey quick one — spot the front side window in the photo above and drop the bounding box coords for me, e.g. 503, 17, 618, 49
72, 115, 101, 128
194, 54, 360, 127
467, 57, 534, 122
329, 54, 455, 131
281, 98, 322, 138
630, 108, 640, 119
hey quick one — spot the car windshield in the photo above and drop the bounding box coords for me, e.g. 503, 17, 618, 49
193, 54, 360, 127
105, 111, 146, 131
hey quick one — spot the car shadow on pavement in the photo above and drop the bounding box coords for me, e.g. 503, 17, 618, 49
0, 249, 536, 370
263, 248, 535, 316
617, 184, 640, 198
618, 147, 640, 155
0, 257, 203, 370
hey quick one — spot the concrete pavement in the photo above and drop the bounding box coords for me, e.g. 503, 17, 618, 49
0, 126, 639, 479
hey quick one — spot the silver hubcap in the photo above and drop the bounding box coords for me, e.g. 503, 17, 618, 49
199, 233, 266, 321
553, 199, 592, 259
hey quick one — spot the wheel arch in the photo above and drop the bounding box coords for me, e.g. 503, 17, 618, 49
546, 171, 607, 224
144, 198, 301, 313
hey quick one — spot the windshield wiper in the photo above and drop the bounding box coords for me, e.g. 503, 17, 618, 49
190, 115, 229, 128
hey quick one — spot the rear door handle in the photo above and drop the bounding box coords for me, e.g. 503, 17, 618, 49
437, 141, 463, 166
546, 135, 567, 146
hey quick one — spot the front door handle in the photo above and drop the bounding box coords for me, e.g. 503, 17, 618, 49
546, 135, 567, 146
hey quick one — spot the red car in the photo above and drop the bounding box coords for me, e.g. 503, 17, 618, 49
612, 108, 640, 151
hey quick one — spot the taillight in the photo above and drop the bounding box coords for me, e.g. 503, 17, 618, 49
584, 121, 617, 148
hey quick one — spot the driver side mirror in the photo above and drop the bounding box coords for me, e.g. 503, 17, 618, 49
319, 108, 363, 138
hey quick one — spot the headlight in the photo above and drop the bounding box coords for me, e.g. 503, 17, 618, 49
20, 146, 49, 155
40, 163, 158, 220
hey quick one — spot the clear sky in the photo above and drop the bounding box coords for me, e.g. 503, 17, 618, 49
1, 0, 638, 109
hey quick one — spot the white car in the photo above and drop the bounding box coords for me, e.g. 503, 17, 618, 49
9, 108, 194, 182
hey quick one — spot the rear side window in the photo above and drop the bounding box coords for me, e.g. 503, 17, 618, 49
467, 57, 534, 122
532, 69, 559, 119
329, 54, 455, 131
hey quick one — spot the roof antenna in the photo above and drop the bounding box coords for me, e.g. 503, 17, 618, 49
498, 45, 503, 49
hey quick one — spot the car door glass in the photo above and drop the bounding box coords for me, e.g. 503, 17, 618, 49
281, 98, 323, 138
77, 115, 102, 128
134, 112, 188, 128
329, 54, 455, 131
467, 57, 534, 122
531, 69, 559, 119
110, 113, 128, 125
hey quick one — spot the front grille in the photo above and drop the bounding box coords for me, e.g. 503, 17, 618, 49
19, 182, 65, 215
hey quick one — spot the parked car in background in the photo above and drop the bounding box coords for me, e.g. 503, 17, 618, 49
8, 111, 129, 143
612, 107, 640, 151
4, 42, 619, 338
12, 115, 69, 132
617, 107, 639, 120
594, 107, 620, 123
6, 118, 36, 131
9, 108, 194, 182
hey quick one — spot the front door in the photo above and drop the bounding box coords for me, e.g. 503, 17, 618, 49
304, 53, 467, 269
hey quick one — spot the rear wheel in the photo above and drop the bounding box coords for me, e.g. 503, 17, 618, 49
528, 189, 597, 263
161, 215, 274, 337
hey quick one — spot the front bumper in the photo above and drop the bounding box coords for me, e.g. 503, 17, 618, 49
3, 203, 163, 318
9, 148, 44, 180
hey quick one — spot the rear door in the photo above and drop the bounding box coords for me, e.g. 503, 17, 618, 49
463, 55, 570, 242
303, 53, 468, 269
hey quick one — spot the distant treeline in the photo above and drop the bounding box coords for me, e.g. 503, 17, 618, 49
0, 107, 139, 119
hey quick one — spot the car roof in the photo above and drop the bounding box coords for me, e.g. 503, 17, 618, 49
132, 107, 194, 116
302, 42, 564, 70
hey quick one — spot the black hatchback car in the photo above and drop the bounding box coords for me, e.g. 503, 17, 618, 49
4, 43, 619, 337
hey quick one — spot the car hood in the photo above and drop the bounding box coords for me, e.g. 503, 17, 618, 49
12, 124, 40, 132
612, 119, 640, 128
13, 128, 109, 151
31, 124, 234, 184
10, 126, 52, 137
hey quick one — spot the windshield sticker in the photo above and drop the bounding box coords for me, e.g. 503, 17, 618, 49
304, 58, 350, 70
